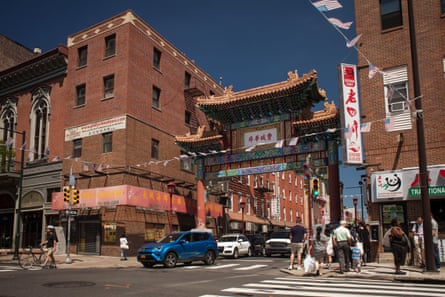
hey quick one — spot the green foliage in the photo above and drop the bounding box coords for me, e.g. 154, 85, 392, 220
0, 140, 16, 172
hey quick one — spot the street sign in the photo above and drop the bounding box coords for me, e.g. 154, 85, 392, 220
65, 210, 77, 216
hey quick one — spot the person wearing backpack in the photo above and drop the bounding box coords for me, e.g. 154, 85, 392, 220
384, 218, 410, 275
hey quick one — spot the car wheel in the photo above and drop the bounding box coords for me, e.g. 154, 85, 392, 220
247, 247, 253, 257
233, 248, 239, 259
203, 250, 216, 265
164, 252, 177, 268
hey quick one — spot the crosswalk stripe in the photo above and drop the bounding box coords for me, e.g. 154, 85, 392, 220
263, 278, 445, 295
219, 276, 445, 297
205, 263, 240, 270
234, 264, 267, 271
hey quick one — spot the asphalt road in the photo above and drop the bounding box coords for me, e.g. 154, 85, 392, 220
0, 256, 288, 297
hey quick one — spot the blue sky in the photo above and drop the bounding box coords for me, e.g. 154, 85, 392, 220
0, 0, 363, 207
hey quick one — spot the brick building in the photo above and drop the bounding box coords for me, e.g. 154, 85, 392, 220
353, 0, 445, 254
1, 10, 335, 257
0, 34, 37, 71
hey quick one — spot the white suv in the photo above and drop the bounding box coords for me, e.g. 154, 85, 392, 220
217, 234, 252, 258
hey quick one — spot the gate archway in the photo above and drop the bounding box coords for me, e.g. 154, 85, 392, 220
175, 70, 341, 233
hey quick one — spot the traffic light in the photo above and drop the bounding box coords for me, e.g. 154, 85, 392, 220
63, 186, 71, 202
72, 188, 80, 204
312, 178, 319, 197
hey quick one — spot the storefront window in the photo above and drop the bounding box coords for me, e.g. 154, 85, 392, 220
145, 223, 165, 242
103, 223, 116, 243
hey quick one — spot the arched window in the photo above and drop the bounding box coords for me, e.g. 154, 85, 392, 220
30, 87, 51, 161
0, 98, 18, 143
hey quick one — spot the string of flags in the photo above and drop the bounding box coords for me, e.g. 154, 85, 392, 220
309, 0, 420, 123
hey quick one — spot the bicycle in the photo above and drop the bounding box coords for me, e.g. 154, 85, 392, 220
18, 245, 45, 270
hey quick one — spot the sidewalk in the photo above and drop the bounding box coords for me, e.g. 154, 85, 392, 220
1, 251, 444, 283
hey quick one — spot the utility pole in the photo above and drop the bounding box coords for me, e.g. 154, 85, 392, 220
407, 0, 435, 272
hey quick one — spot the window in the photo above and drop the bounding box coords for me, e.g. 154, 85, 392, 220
153, 48, 161, 69
78, 46, 88, 67
151, 138, 159, 159
185, 72, 191, 89
185, 110, 191, 125
105, 34, 116, 57
152, 86, 161, 108
382, 65, 413, 128
380, 0, 402, 30
103, 75, 114, 98
103, 132, 112, 153
1, 105, 16, 142
30, 87, 50, 161
73, 138, 82, 158
76, 84, 86, 106
442, 0, 445, 14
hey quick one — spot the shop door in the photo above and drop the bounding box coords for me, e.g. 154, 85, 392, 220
78, 220, 101, 255
22, 211, 42, 248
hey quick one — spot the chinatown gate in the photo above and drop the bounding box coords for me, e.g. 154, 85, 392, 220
174, 70, 342, 231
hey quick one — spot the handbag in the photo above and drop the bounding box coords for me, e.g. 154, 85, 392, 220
326, 235, 334, 256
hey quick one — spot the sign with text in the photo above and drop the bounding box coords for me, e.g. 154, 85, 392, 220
65, 115, 126, 141
339, 63, 364, 164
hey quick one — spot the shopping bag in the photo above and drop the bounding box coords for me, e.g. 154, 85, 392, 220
303, 255, 316, 274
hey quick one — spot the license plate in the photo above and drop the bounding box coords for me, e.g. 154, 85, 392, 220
140, 255, 146, 259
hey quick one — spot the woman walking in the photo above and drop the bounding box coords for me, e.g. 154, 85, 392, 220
384, 218, 410, 274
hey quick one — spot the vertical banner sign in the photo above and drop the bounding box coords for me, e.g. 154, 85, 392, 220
340, 63, 364, 164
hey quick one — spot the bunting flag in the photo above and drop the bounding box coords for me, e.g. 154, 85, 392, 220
326, 128, 337, 133
368, 64, 380, 79
274, 140, 284, 148
163, 160, 169, 166
384, 116, 394, 132
44, 147, 50, 157
328, 18, 353, 30
312, 0, 343, 12
95, 163, 104, 172
346, 33, 362, 48
83, 162, 89, 171
5, 137, 14, 148
360, 122, 371, 133
386, 85, 394, 100
52, 156, 60, 161
288, 137, 299, 146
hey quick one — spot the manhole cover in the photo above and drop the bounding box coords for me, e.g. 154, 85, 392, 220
43, 281, 96, 288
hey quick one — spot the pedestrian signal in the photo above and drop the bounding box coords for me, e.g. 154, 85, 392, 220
63, 186, 70, 202
72, 188, 80, 204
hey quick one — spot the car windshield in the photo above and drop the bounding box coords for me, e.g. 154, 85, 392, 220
270, 232, 289, 239
157, 233, 182, 243
219, 236, 238, 242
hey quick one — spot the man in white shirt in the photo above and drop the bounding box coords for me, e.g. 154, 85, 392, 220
411, 216, 424, 267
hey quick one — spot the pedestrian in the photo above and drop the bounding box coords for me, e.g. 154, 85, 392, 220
383, 218, 409, 275
120, 233, 129, 260
332, 220, 352, 274
357, 221, 371, 265
40, 225, 58, 268
288, 216, 307, 270
411, 216, 424, 268
431, 214, 441, 271
350, 240, 363, 273
312, 225, 329, 275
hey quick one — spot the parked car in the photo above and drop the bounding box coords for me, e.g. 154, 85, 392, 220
217, 233, 252, 258
137, 230, 218, 268
247, 234, 266, 256
264, 231, 291, 257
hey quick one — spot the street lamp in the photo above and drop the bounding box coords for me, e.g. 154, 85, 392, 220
352, 197, 358, 227
0, 128, 26, 260
167, 182, 176, 234
240, 201, 246, 234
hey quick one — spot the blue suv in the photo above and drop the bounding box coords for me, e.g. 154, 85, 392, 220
137, 230, 218, 268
